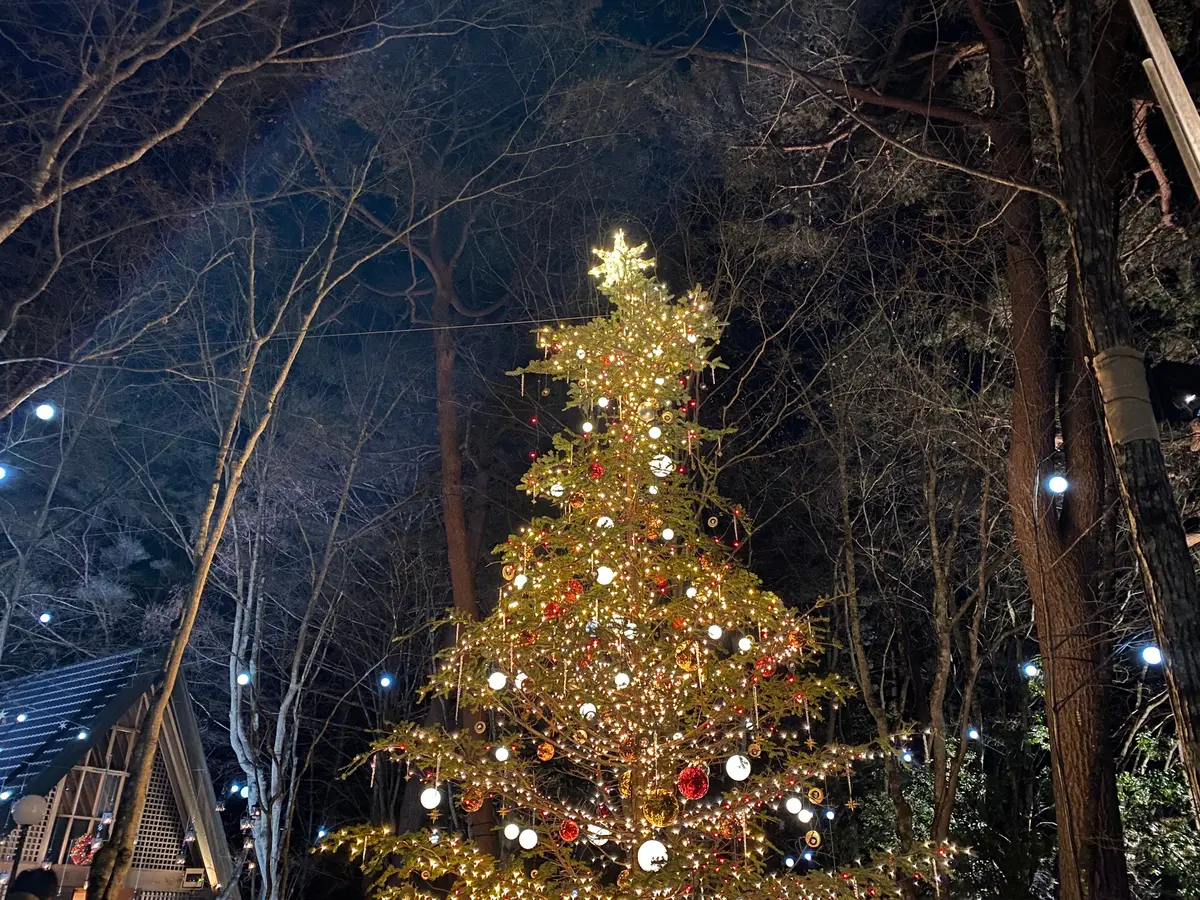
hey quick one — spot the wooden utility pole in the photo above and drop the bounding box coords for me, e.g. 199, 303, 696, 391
1129, 0, 1200, 198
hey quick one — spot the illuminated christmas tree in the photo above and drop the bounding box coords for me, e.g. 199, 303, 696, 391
326, 234, 956, 898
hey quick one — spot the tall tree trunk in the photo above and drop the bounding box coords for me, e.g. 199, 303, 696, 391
1017, 0, 1200, 818
973, 2, 1131, 896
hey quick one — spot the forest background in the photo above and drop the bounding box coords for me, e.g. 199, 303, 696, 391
2, 0, 1200, 898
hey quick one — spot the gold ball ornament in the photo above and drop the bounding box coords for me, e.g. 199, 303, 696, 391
660, 409, 677, 424
747, 742, 762, 758
569, 492, 585, 510
643, 788, 680, 827
618, 868, 632, 889
675, 641, 700, 671
537, 742, 556, 761
460, 787, 485, 813
707, 516, 719, 528
502, 564, 516, 581
618, 770, 633, 798
808, 786, 825, 804
473, 720, 487, 735
805, 830, 822, 848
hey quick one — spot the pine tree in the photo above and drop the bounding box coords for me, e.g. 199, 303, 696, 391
326, 235, 956, 898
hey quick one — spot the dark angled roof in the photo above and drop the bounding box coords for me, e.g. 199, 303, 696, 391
0, 650, 159, 814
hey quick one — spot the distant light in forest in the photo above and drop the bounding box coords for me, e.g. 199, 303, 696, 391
38, 612, 52, 624
1142, 645, 1163, 666
0, 466, 7, 481
236, 672, 251, 686
34, 403, 56, 421
1046, 474, 1069, 494
1023, 662, 1040, 678
378, 674, 393, 688
968, 727, 981, 740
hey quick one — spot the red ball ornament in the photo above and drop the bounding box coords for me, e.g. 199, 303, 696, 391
755, 656, 777, 678
559, 819, 580, 842
589, 461, 606, 480
543, 601, 563, 620
564, 578, 584, 601
677, 765, 710, 800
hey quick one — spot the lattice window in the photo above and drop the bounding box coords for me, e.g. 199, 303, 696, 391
130, 754, 185, 871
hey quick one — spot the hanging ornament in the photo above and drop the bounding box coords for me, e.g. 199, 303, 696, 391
637, 401, 657, 422
543, 601, 564, 620
569, 492, 585, 509
676, 765, 709, 800
559, 819, 580, 842
564, 578, 585, 601
675, 641, 700, 671
747, 742, 762, 758
618, 770, 633, 798
707, 516, 719, 528
589, 461, 606, 480
805, 830, 822, 848
461, 787, 485, 813
808, 787, 825, 804
537, 742, 556, 761
519, 630, 537, 646
643, 788, 680, 827
420, 787, 443, 810
650, 454, 674, 478
725, 754, 752, 781
518, 828, 539, 850
755, 656, 777, 678
660, 409, 677, 424
637, 839, 669, 872
473, 720, 487, 734
502, 564, 516, 581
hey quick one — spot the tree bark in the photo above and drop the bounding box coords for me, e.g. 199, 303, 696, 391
1017, 0, 1200, 818
973, 2, 1131, 896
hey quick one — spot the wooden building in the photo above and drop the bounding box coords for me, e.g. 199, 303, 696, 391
0, 651, 235, 899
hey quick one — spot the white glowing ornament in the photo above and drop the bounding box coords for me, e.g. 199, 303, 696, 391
518, 828, 539, 850
513, 573, 528, 589
596, 566, 616, 585
34, 403, 55, 421
661, 528, 675, 541
648, 485, 659, 495
1142, 645, 1163, 665
707, 624, 723, 640
586, 824, 610, 845
725, 754, 752, 781
582, 422, 594, 433
237, 672, 251, 686
1047, 474, 1069, 494
615, 672, 630, 688
494, 746, 510, 762
650, 454, 674, 477
550, 483, 565, 498
503, 822, 521, 841
798, 808, 814, 823
514, 672, 529, 689
686, 586, 698, 598
419, 787, 443, 810
579, 702, 597, 720
487, 671, 508, 691
597, 397, 610, 408
637, 839, 668, 872
596, 516, 615, 528
737, 635, 753, 652
785, 796, 802, 815
648, 426, 662, 439
576, 348, 586, 359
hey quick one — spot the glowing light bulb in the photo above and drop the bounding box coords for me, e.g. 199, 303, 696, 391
494, 746, 510, 762
38, 612, 52, 625
785, 796, 802, 814
708, 624, 723, 640
582, 422, 594, 433
615, 673, 630, 688
503, 822, 521, 841
487, 671, 508, 691
518, 828, 539, 850
649, 426, 662, 439
1022, 662, 1040, 678
513, 573, 528, 589
661, 528, 675, 540
737, 636, 753, 652
968, 727, 981, 740
1142, 645, 1163, 665
1047, 475, 1069, 494
648, 485, 659, 495
15, 714, 27, 723
726, 754, 752, 781
240, 785, 250, 799
785, 855, 796, 868
597, 397, 610, 408
825, 809, 835, 820
237, 672, 251, 686
798, 808, 814, 824
686, 586, 698, 598
0, 466, 7, 482
637, 839, 668, 872
596, 566, 615, 585
596, 516, 615, 528
419, 787, 442, 810
34, 403, 55, 421
803, 850, 814, 862
902, 750, 914, 763
579, 702, 597, 720
379, 674, 393, 688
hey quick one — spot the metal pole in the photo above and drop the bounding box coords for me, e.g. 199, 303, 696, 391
1129, 0, 1200, 198
10, 823, 29, 883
